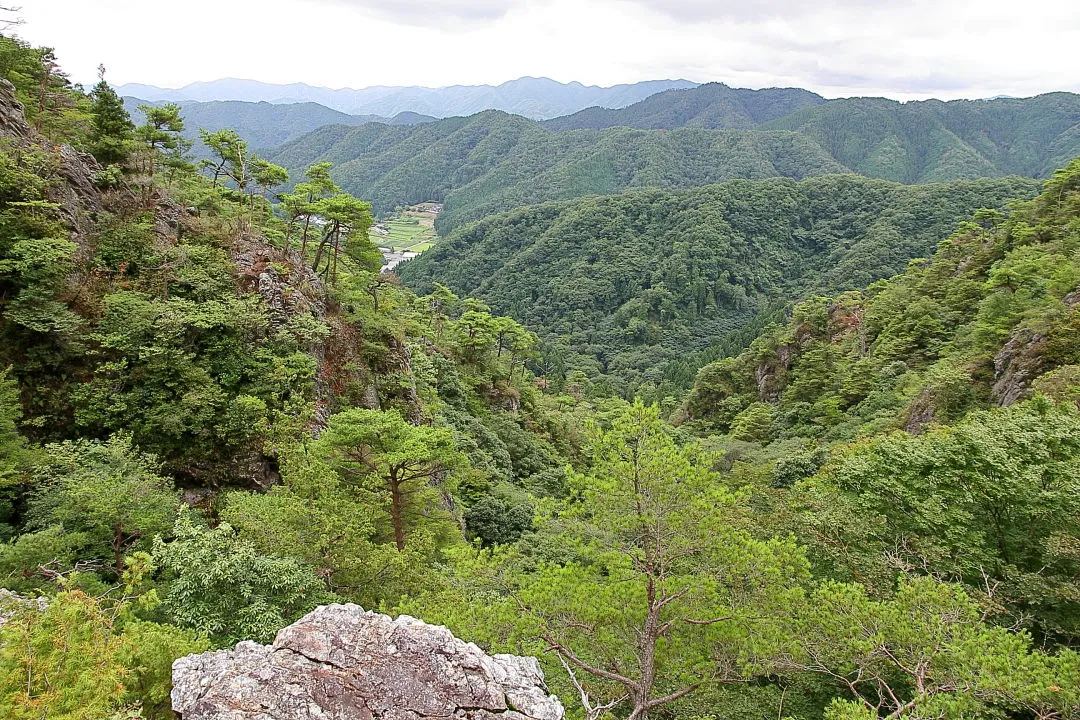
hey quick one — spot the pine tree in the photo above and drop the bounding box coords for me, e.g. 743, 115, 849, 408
88, 65, 133, 166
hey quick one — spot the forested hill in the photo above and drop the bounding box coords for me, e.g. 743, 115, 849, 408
7, 29, 1080, 720
762, 92, 1080, 182
542, 82, 827, 130
123, 98, 435, 154
684, 157, 1080, 440
398, 174, 1038, 397
269, 111, 847, 233
271, 93, 1080, 234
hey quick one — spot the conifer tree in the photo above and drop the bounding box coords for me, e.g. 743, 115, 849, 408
88, 65, 133, 166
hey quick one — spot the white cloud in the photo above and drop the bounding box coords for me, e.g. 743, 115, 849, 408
16, 0, 1080, 99
311, 0, 530, 25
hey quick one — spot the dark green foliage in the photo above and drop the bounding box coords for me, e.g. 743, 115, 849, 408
89, 74, 134, 165
764, 93, 1080, 182
401, 174, 1036, 395
269, 112, 851, 233
464, 494, 533, 547
686, 158, 1080, 439
270, 92, 1080, 236
543, 82, 826, 131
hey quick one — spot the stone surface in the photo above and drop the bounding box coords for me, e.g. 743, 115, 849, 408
0, 589, 49, 627
172, 604, 565, 720
0, 78, 103, 235
991, 327, 1048, 406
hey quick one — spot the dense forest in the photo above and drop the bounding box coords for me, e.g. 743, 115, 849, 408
763, 93, 1080, 182
541, 82, 827, 131
2, 29, 1080, 720
267, 91, 1080, 235
269, 112, 854, 232
399, 174, 1038, 398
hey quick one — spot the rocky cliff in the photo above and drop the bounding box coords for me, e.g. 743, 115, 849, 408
171, 604, 565, 720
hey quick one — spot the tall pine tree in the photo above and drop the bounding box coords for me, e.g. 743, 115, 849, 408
88, 65, 133, 166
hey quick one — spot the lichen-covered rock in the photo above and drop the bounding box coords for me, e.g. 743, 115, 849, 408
171, 604, 565, 720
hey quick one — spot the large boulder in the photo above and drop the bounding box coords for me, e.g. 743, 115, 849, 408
171, 604, 565, 720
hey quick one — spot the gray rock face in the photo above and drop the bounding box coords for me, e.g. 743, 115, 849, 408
991, 327, 1048, 406
0, 78, 102, 234
0, 589, 49, 627
171, 604, 565, 720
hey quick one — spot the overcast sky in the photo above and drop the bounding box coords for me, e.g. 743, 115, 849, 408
18, 0, 1080, 100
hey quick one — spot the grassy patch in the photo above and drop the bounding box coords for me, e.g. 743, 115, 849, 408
373, 207, 438, 252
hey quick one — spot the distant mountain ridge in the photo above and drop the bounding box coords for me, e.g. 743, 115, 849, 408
116, 77, 699, 120
123, 98, 435, 154
267, 111, 851, 233
543, 83, 828, 130
761, 92, 1080, 182
268, 87, 1080, 233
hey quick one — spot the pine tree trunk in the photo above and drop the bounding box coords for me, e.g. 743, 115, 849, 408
389, 471, 406, 551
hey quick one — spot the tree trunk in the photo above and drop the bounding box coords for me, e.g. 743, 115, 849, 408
300, 215, 312, 258
113, 521, 125, 573
389, 471, 406, 551
331, 224, 340, 284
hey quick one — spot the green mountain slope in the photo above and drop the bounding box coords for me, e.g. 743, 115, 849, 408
269, 112, 849, 232
542, 82, 826, 130
270, 93, 1080, 235
763, 93, 1080, 182
685, 158, 1080, 439
399, 174, 1038, 395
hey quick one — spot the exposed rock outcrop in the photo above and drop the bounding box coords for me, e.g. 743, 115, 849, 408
0, 589, 48, 627
0, 78, 102, 234
171, 604, 565, 720
991, 327, 1048, 406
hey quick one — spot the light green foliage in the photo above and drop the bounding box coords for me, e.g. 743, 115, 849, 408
0, 588, 208, 720
153, 511, 332, 646
409, 402, 808, 719
780, 577, 1080, 719
200, 128, 248, 190
314, 407, 464, 551
798, 399, 1080, 639
0, 148, 84, 350
222, 446, 438, 606
135, 104, 184, 179
118, 620, 210, 720
0, 590, 131, 720
25, 436, 179, 575
0, 35, 91, 144
0, 367, 23, 490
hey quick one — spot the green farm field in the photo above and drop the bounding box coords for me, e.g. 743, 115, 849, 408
373, 207, 438, 252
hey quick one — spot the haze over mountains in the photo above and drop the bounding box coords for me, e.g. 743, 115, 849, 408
122, 97, 435, 153
116, 76, 699, 120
